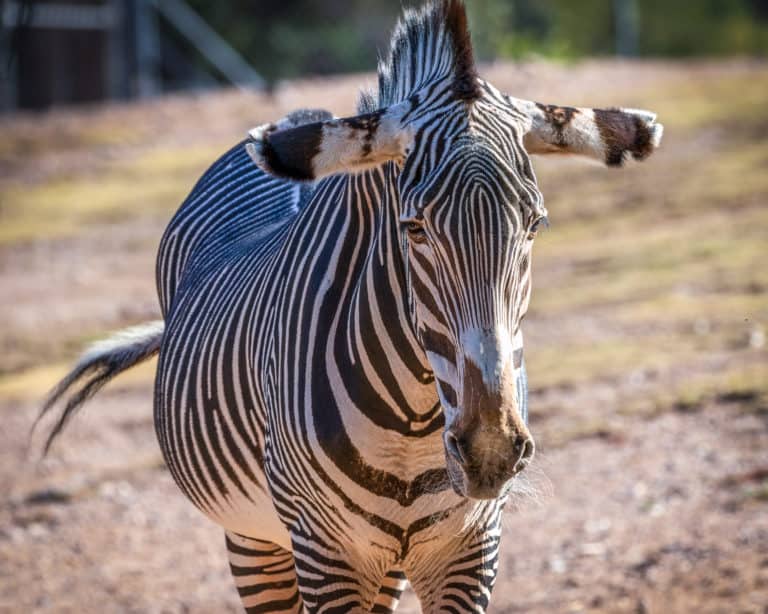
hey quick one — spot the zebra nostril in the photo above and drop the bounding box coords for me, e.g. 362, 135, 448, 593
444, 430, 469, 467
513, 437, 535, 473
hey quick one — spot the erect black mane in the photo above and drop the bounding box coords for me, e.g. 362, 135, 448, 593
442, 0, 481, 101
362, 0, 481, 112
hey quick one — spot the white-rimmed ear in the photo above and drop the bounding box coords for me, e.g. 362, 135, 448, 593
514, 98, 663, 166
245, 101, 415, 181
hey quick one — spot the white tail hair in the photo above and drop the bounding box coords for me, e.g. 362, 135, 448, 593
35, 320, 165, 454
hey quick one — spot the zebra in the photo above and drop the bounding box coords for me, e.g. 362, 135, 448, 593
39, 1, 663, 612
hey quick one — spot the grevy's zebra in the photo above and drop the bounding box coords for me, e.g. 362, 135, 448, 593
40, 1, 662, 611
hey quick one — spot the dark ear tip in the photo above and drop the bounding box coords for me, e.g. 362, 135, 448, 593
605, 151, 627, 167
245, 121, 320, 182
595, 108, 663, 167
630, 117, 653, 158
629, 116, 664, 162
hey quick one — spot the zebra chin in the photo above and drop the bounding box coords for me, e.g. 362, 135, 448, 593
443, 445, 533, 500
445, 453, 520, 500
441, 412, 536, 500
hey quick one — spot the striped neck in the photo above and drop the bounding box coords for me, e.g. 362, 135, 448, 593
340, 165, 442, 434
294, 165, 452, 505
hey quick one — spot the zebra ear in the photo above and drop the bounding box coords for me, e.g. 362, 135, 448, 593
246, 103, 414, 181
515, 98, 663, 166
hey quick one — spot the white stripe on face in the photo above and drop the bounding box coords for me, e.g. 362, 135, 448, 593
459, 325, 514, 392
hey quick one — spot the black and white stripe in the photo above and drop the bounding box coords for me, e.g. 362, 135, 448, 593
40, 1, 663, 611
151, 4, 537, 608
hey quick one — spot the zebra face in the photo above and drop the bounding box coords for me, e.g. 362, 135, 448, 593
398, 101, 545, 499
245, 85, 661, 501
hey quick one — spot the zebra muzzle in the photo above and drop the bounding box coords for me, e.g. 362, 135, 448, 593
443, 424, 535, 500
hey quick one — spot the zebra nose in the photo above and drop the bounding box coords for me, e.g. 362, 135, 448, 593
444, 430, 469, 467
512, 435, 535, 474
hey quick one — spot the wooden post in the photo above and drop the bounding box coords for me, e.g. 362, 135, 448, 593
133, 0, 160, 97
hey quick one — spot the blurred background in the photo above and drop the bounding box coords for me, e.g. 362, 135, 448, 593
2, 0, 768, 109
0, 1, 766, 613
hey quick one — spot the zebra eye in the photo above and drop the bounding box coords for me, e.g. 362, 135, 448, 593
527, 215, 549, 240
403, 220, 427, 243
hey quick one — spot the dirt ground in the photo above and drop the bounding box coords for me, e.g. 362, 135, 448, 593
1, 60, 767, 613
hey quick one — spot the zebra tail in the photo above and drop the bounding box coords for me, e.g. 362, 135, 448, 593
35, 319, 165, 455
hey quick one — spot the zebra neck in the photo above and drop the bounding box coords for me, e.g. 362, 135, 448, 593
341, 167, 442, 433
294, 168, 449, 499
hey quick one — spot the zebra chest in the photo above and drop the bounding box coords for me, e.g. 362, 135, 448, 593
262, 355, 453, 519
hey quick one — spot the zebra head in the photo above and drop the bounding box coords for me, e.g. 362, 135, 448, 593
394, 95, 544, 500
247, 0, 662, 500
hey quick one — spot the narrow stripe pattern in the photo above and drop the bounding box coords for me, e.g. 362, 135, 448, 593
154, 2, 543, 611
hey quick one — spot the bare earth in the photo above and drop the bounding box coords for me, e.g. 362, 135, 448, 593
1, 60, 766, 613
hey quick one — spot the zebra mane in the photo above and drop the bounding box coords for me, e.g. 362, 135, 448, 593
360, 0, 480, 112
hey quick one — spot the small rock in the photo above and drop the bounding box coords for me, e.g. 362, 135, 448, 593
27, 522, 49, 539
580, 542, 606, 557
549, 556, 567, 574
584, 517, 612, 536
693, 318, 711, 336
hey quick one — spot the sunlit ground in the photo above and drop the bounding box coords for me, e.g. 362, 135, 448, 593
0, 60, 766, 612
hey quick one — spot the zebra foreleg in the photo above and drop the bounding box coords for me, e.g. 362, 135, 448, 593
405, 530, 501, 614
371, 568, 408, 613
288, 528, 401, 613
225, 532, 303, 613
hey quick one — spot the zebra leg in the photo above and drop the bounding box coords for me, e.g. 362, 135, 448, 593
371, 568, 408, 613
288, 529, 399, 613
405, 530, 501, 614
225, 532, 303, 613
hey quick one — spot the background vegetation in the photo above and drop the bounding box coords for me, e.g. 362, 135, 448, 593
184, 0, 768, 81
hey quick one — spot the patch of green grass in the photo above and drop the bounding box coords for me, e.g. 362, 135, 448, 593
667, 142, 768, 210
0, 112, 152, 163
742, 481, 768, 504
616, 293, 766, 332
0, 144, 226, 245
531, 205, 767, 320
77, 124, 148, 149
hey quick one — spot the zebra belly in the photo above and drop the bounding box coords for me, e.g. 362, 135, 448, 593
155, 258, 295, 550
154, 358, 292, 549
197, 482, 293, 551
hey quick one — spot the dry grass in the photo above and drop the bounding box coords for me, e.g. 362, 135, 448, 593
0, 144, 225, 244
521, 70, 768, 414
1, 63, 766, 421
0, 359, 158, 403
1, 59, 766, 614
